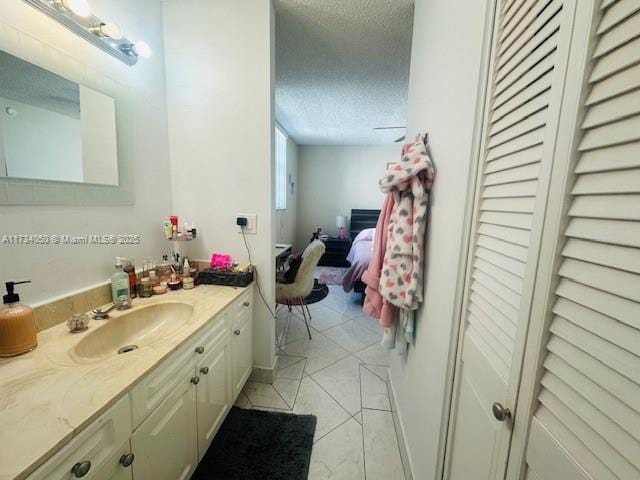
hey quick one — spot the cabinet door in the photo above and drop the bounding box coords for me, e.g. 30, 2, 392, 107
131, 363, 198, 480
196, 336, 232, 460
232, 291, 253, 397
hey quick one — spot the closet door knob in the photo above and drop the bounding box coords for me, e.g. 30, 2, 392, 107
234, 329, 241, 335
243, 301, 250, 307
119, 453, 135, 467
191, 376, 200, 385
71, 461, 91, 478
492, 402, 511, 422
195, 346, 205, 354
200, 366, 209, 375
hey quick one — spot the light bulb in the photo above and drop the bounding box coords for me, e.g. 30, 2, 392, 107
98, 22, 123, 40
132, 41, 152, 59
62, 0, 92, 17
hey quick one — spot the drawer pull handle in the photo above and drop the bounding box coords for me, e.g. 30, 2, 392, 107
200, 366, 210, 375
195, 346, 205, 354
243, 301, 250, 307
234, 329, 241, 335
120, 453, 135, 467
191, 376, 200, 385
71, 461, 91, 478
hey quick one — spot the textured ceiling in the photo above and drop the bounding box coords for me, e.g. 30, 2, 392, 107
0, 50, 80, 119
274, 0, 414, 145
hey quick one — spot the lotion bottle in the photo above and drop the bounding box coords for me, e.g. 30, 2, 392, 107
0, 281, 37, 357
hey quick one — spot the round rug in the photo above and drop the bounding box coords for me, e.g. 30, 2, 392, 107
305, 280, 329, 305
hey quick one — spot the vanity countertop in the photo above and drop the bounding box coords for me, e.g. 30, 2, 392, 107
0, 284, 252, 480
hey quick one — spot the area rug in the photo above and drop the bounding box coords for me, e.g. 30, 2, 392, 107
315, 266, 348, 285
192, 407, 317, 480
305, 279, 329, 305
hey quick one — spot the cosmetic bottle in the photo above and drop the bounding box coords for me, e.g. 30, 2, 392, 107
139, 277, 153, 298
111, 258, 131, 302
0, 281, 37, 357
123, 258, 137, 298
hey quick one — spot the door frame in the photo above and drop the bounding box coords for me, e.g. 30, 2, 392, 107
438, 0, 498, 477
505, 1, 599, 477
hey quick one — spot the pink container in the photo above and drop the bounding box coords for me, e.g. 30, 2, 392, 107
210, 253, 232, 268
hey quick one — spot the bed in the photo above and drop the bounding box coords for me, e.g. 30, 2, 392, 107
342, 209, 380, 294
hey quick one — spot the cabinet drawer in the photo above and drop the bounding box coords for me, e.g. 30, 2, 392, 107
201, 309, 230, 353
130, 331, 202, 429
234, 288, 253, 318
28, 396, 131, 480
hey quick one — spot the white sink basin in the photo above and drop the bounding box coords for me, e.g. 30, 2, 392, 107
71, 302, 194, 361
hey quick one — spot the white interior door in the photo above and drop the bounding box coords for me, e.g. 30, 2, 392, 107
446, 1, 577, 478
515, 1, 640, 478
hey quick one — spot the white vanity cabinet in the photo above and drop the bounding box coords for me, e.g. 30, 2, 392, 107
25, 286, 254, 480
231, 290, 253, 398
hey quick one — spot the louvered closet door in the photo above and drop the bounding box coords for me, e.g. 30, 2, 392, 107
447, 1, 575, 479
523, 1, 640, 479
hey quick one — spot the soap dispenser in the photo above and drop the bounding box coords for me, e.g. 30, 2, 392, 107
0, 281, 37, 357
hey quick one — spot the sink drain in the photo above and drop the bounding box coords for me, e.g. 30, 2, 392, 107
117, 345, 139, 355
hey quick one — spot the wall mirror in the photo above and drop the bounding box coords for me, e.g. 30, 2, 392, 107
0, 49, 119, 186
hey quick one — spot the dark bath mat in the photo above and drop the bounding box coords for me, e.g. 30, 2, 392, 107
192, 407, 317, 480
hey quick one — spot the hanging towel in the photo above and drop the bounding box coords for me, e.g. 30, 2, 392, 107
379, 134, 435, 311
362, 194, 398, 327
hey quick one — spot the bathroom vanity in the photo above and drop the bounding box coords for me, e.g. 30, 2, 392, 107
0, 284, 254, 480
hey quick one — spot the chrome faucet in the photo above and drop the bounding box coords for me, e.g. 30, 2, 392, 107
91, 296, 132, 319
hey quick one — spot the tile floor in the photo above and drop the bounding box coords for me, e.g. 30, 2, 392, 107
236, 285, 406, 480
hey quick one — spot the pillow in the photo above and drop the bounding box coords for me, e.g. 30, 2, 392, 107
353, 228, 375, 244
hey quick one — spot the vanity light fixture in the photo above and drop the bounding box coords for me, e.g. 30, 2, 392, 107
22, 0, 151, 66
121, 41, 152, 59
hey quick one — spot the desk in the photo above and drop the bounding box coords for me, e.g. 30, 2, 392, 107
274, 243, 292, 270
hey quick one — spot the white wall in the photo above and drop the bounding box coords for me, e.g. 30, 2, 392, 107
1, 96, 83, 183
275, 134, 298, 245
388, 0, 491, 479
296, 144, 398, 249
0, 0, 173, 305
163, 0, 275, 370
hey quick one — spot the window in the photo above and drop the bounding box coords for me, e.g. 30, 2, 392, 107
275, 125, 287, 211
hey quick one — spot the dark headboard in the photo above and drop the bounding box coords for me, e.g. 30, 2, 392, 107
349, 209, 380, 240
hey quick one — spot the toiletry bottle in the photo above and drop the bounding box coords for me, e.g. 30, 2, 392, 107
163, 220, 173, 240
111, 257, 131, 302
158, 254, 171, 283
0, 281, 37, 357
123, 258, 138, 298
183, 258, 190, 276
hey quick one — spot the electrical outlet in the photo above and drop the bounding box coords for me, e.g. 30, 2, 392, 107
236, 214, 257, 234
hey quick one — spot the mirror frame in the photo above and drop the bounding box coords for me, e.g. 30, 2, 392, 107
0, 24, 134, 206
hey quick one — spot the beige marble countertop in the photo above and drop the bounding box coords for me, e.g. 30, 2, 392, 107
0, 284, 251, 480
